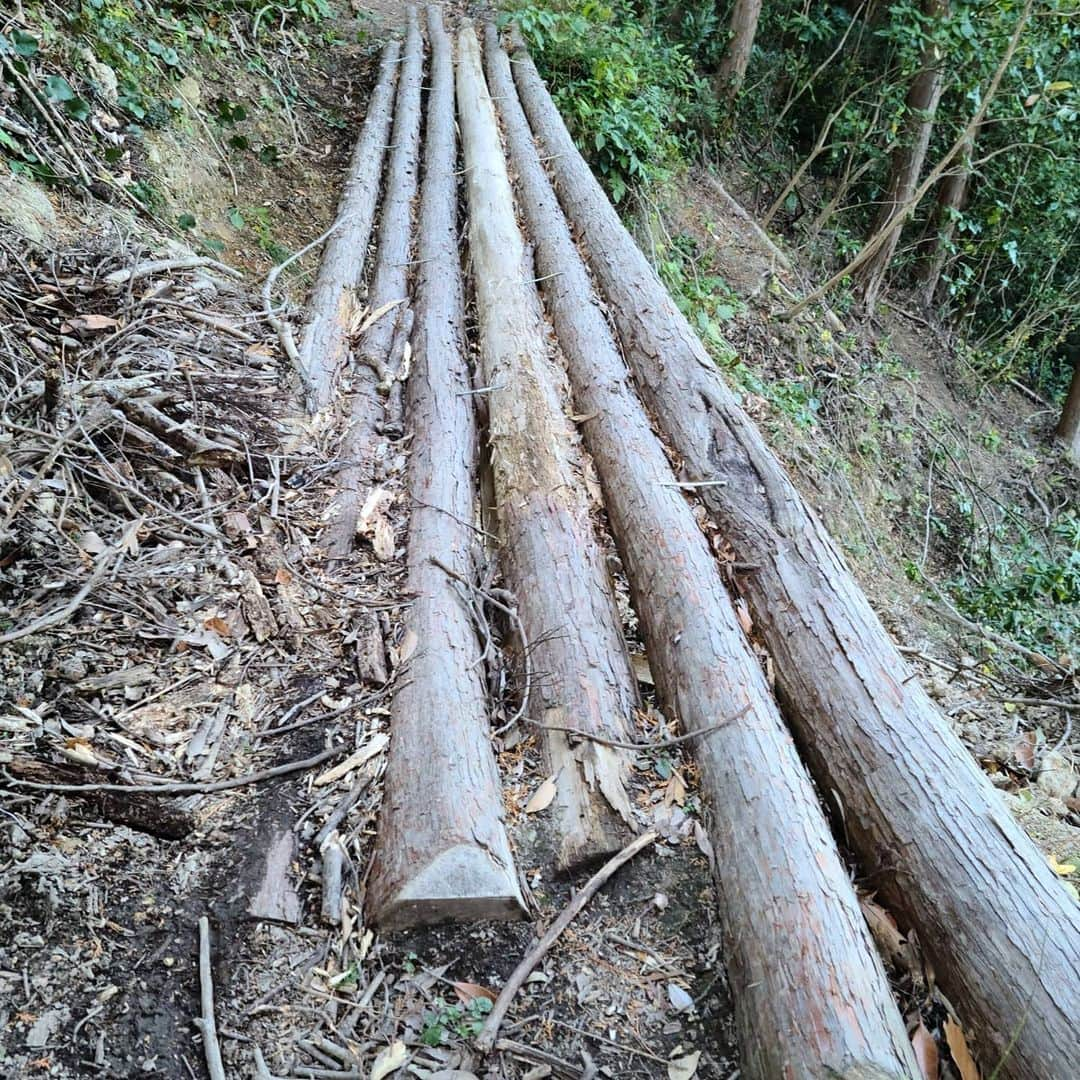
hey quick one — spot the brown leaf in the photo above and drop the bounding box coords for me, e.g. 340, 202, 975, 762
524, 775, 557, 813
203, 616, 230, 637
944, 1018, 980, 1080
274, 567, 293, 586
1012, 730, 1037, 770
859, 896, 906, 970
398, 629, 418, 664
451, 980, 497, 1005
372, 516, 395, 561
734, 597, 753, 635
61, 313, 121, 333
911, 1021, 939, 1080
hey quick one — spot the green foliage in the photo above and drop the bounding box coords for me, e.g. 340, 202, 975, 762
503, 0, 712, 202
419, 997, 493, 1046
949, 513, 1080, 653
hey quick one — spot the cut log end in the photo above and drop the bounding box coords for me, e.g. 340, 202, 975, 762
369, 845, 527, 930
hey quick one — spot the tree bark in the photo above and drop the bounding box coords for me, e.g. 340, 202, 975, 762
457, 24, 638, 873
913, 126, 974, 307
298, 40, 400, 414
365, 7, 525, 929
509, 40, 1080, 1080
714, 0, 763, 102
1056, 358, 1080, 461
486, 30, 918, 1080
855, 0, 948, 311
324, 7, 423, 557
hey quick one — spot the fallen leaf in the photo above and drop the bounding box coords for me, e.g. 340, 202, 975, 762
667, 982, 694, 1012
398, 629, 418, 664
61, 313, 120, 333
203, 616, 230, 637
274, 567, 293, 586
664, 770, 687, 807
692, 820, 714, 862
314, 733, 389, 786
370, 1040, 407, 1080
911, 1020, 939, 1080
734, 597, 753, 635
1012, 730, 1037, 770
667, 1050, 700, 1080
859, 896, 906, 969
944, 1018, 980, 1080
451, 980, 497, 1005
372, 516, 394, 561
61, 739, 98, 766
524, 775, 557, 814
357, 298, 405, 336
1048, 853, 1077, 876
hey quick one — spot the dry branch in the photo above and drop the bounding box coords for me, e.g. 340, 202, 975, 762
509, 37, 1080, 1079
488, 31, 918, 1079
458, 23, 639, 872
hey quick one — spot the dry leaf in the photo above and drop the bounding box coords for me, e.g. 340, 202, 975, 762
61, 739, 98, 766
1048, 853, 1077, 876
398, 629, 418, 664
1012, 730, 1037, 770
630, 653, 655, 686
664, 770, 687, 807
357, 298, 405, 336
944, 1018, 980, 1080
524, 775, 557, 813
370, 1040, 407, 1080
274, 567, 293, 585
667, 983, 694, 1013
314, 732, 389, 786
667, 1050, 700, 1080
203, 616, 230, 637
451, 980, 497, 1005
734, 597, 752, 635
859, 896, 906, 969
61, 313, 120, 333
911, 1021, 939, 1080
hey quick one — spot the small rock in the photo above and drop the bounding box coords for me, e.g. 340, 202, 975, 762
1038, 751, 1077, 801
26, 1006, 66, 1048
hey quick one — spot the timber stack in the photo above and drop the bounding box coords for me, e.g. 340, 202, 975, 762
293, 7, 1080, 1079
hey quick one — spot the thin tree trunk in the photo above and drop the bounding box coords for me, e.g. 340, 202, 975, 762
714, 0, 763, 102
509, 40, 1080, 1079
913, 126, 974, 307
324, 7, 423, 557
298, 40, 399, 414
854, 0, 948, 311
457, 24, 639, 872
1056, 358, 1080, 461
486, 30, 919, 1080
366, 7, 525, 929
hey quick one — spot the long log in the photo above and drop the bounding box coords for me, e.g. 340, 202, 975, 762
456, 25, 638, 872
324, 7, 424, 556
365, 7, 525, 929
486, 32, 918, 1080
298, 40, 399, 414
509, 39, 1080, 1078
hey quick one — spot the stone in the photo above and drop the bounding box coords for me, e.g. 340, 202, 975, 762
0, 174, 56, 245
1037, 750, 1078, 801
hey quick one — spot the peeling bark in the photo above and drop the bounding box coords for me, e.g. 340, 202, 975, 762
487, 30, 917, 1079
457, 24, 638, 872
298, 40, 399, 414
365, 7, 525, 929
509, 39, 1080, 1079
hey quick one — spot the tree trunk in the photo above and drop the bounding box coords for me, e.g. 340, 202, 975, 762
365, 7, 525, 929
457, 24, 638, 873
485, 30, 919, 1080
509, 41, 1080, 1080
855, 0, 948, 311
1056, 358, 1080, 461
913, 126, 974, 307
324, 7, 423, 557
298, 40, 399, 414
714, 0, 763, 102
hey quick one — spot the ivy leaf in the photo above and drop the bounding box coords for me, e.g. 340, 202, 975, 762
64, 97, 91, 121
44, 75, 75, 103
11, 30, 39, 57
228, 207, 245, 229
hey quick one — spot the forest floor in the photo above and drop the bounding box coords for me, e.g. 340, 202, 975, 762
0, 3, 1076, 1080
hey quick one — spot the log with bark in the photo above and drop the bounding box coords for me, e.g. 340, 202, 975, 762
323, 7, 424, 556
508, 37, 1080, 1079
485, 31, 918, 1080
457, 24, 639, 873
365, 7, 525, 928
297, 40, 399, 414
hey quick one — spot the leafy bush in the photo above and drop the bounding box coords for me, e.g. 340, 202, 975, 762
504, 0, 712, 202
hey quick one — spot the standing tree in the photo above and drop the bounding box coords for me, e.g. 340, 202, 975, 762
714, 0, 763, 102
855, 0, 949, 311
1057, 358, 1080, 460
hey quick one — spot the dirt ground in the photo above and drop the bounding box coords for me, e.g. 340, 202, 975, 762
0, 3, 1077, 1080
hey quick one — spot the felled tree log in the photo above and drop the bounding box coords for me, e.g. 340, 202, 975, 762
298, 40, 399, 414
324, 7, 423, 557
486, 32, 917, 1080
457, 24, 638, 872
365, 7, 525, 929
509, 39, 1080, 1079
